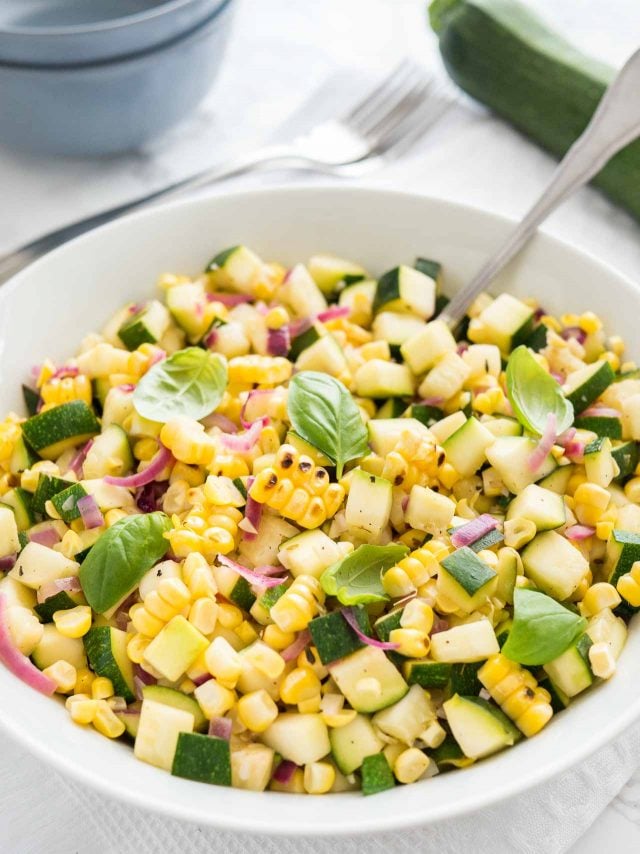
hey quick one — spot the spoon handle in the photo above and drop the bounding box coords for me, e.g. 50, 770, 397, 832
440, 47, 640, 330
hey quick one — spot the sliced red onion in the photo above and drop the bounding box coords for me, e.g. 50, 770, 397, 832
557, 427, 577, 447
281, 629, 311, 662
561, 326, 587, 345
581, 406, 621, 419
148, 349, 166, 368
564, 440, 586, 462
30, 365, 41, 380
118, 383, 136, 393
219, 419, 266, 453
136, 480, 168, 514
317, 305, 350, 322
272, 759, 299, 784
267, 326, 291, 357
29, 526, 61, 548
0, 594, 56, 695
52, 365, 79, 380
533, 307, 547, 321
342, 608, 400, 651
217, 555, 287, 589
105, 443, 172, 488
401, 495, 409, 512
450, 514, 499, 549
114, 610, 129, 631
565, 524, 596, 541
206, 292, 252, 306
108, 696, 128, 712
431, 616, 449, 635
203, 328, 219, 349
528, 413, 557, 472
192, 673, 212, 687
36, 577, 82, 605
419, 396, 444, 407
67, 438, 93, 478
240, 390, 274, 427
208, 716, 232, 741
288, 316, 313, 338
202, 412, 238, 433
456, 342, 469, 355
241, 485, 263, 543
551, 371, 565, 384
0, 554, 16, 572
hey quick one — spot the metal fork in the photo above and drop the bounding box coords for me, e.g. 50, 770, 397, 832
0, 61, 451, 283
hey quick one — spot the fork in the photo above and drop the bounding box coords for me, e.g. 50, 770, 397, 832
0, 61, 451, 284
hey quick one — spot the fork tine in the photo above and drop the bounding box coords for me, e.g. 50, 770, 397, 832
343, 60, 416, 127
361, 76, 435, 143
349, 64, 428, 138
374, 82, 454, 158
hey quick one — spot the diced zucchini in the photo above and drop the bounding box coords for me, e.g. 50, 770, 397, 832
172, 732, 231, 785
142, 684, 207, 733
115, 707, 141, 739
295, 334, 348, 378
506, 484, 566, 531
308, 255, 367, 295
443, 694, 519, 759
361, 754, 395, 795
308, 609, 367, 665
605, 529, 640, 589
450, 662, 484, 696
612, 441, 638, 481
345, 469, 393, 536
367, 418, 431, 456
1, 488, 35, 531
32, 624, 87, 670
538, 465, 574, 495
8, 436, 39, 475
329, 646, 409, 713
0, 505, 20, 556
231, 744, 274, 792
411, 403, 443, 427
564, 360, 615, 413
281, 263, 328, 317
206, 245, 264, 294
414, 257, 442, 286
372, 312, 426, 353
22, 384, 40, 417
584, 437, 618, 488
494, 548, 518, 605
400, 319, 457, 375
461, 344, 502, 379
405, 485, 456, 535
467, 294, 534, 354
437, 547, 497, 614
166, 282, 211, 342
329, 713, 384, 774
481, 416, 523, 438
377, 398, 409, 419
9, 542, 78, 589
118, 300, 170, 350
428, 411, 467, 444
278, 529, 346, 579
261, 713, 330, 765
373, 265, 436, 319
354, 360, 415, 398
574, 415, 622, 440
485, 437, 556, 493
468, 528, 504, 553
134, 699, 195, 771
443, 417, 494, 477
50, 482, 88, 523
101, 386, 135, 430
82, 424, 133, 481
521, 531, 589, 600
21, 401, 100, 460
288, 322, 324, 362
417, 352, 470, 402
430, 621, 499, 663
339, 280, 376, 326
403, 660, 452, 689
431, 735, 474, 768
81, 480, 135, 511
84, 626, 136, 702
372, 684, 434, 744
543, 635, 593, 697
34, 589, 84, 623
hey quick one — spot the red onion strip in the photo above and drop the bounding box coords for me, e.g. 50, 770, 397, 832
342, 608, 400, 650
0, 594, 56, 695
104, 443, 172, 488
77, 494, 104, 530
37, 577, 82, 604
450, 514, 499, 549
206, 292, 252, 306
219, 418, 267, 452
217, 555, 287, 589
0, 554, 16, 571
29, 526, 61, 548
528, 413, 557, 472
201, 412, 238, 433
272, 759, 299, 784
581, 406, 621, 419
281, 629, 311, 662
208, 716, 233, 741
316, 305, 350, 322
67, 438, 93, 478
565, 524, 596, 541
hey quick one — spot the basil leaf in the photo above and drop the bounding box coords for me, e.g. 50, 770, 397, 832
79, 512, 172, 613
506, 345, 574, 436
287, 371, 369, 477
133, 347, 227, 422
321, 544, 408, 606
502, 588, 587, 665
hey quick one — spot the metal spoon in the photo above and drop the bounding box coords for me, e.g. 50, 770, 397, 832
439, 47, 640, 330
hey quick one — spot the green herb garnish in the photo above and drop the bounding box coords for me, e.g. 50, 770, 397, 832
321, 544, 408, 606
501, 588, 587, 665
506, 345, 573, 436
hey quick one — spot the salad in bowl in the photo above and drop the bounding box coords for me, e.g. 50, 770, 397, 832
0, 242, 638, 797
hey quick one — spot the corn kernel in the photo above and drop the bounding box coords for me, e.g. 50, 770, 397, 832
74, 667, 95, 695
420, 719, 447, 749
579, 583, 621, 617
400, 599, 434, 635
573, 482, 610, 511
67, 696, 99, 724
205, 636, 242, 687
589, 641, 616, 679
235, 620, 259, 646
237, 689, 278, 732
43, 660, 77, 694
130, 603, 164, 638
217, 603, 244, 629
262, 625, 296, 651
624, 477, 640, 504
382, 567, 416, 599
388, 628, 429, 658
303, 761, 336, 794
393, 748, 431, 784
91, 677, 114, 700
322, 709, 358, 728
244, 641, 286, 680
127, 633, 150, 664
189, 598, 218, 635
280, 667, 322, 705
616, 573, 640, 608
194, 679, 236, 718
504, 517, 536, 549
92, 700, 126, 739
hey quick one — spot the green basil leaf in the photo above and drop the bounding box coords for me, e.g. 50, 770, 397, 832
287, 371, 369, 477
79, 512, 172, 613
502, 588, 587, 665
506, 345, 574, 436
133, 347, 227, 422
321, 544, 408, 606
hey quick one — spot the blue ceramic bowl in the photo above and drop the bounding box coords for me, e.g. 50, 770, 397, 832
0, 0, 234, 156
0, 0, 227, 65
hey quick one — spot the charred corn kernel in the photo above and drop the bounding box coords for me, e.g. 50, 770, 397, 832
160, 417, 215, 466
127, 633, 150, 664
262, 625, 296, 651
129, 603, 164, 638
194, 679, 236, 718
92, 700, 125, 739
420, 719, 447, 749
393, 748, 430, 784
43, 660, 77, 694
67, 696, 98, 725
228, 355, 292, 385
189, 598, 218, 635
616, 561, 640, 607
237, 690, 278, 733
264, 306, 289, 329
170, 462, 206, 487
205, 636, 242, 687
244, 641, 286, 680
383, 567, 417, 599
303, 762, 335, 795
579, 583, 621, 617
217, 603, 243, 629
400, 599, 434, 635
624, 477, 640, 503
574, 482, 610, 511
389, 628, 429, 658
504, 517, 537, 549
133, 438, 158, 461
235, 620, 259, 646
272, 576, 325, 634
40, 373, 92, 409
479, 653, 552, 736
280, 667, 322, 705
91, 677, 114, 700
53, 605, 92, 638
589, 642, 617, 679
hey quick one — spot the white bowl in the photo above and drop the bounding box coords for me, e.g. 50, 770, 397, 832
1, 186, 639, 835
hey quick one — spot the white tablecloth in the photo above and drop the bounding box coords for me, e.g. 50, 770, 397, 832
2, 0, 640, 851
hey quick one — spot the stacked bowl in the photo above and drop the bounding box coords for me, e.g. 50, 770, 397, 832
0, 0, 235, 156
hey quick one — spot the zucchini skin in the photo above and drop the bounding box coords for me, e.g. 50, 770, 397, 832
429, 0, 640, 221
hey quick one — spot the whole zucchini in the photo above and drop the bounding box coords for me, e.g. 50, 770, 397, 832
429, 0, 640, 221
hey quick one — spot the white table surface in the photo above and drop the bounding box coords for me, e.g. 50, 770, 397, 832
1, 0, 640, 850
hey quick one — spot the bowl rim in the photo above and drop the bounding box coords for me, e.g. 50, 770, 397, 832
1, 184, 639, 835
0, 0, 224, 38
